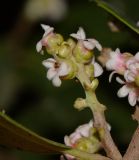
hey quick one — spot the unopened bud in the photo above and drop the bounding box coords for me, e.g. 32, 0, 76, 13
73, 42, 94, 63
58, 42, 71, 58
74, 98, 87, 110
62, 60, 77, 79
85, 64, 94, 80
67, 38, 76, 50
76, 137, 101, 153
46, 33, 64, 55
90, 79, 99, 91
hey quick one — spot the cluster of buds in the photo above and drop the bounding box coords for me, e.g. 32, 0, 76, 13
36, 25, 103, 87
99, 48, 139, 106
60, 120, 101, 160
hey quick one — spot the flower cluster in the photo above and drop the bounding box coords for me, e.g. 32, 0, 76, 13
37, 25, 103, 87
104, 48, 139, 106
61, 120, 101, 160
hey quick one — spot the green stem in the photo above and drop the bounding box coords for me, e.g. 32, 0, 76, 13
85, 90, 122, 160
76, 65, 122, 160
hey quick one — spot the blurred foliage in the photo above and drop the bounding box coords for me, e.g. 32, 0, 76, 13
0, 0, 139, 159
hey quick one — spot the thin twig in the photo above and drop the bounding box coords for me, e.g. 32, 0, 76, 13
93, 108, 122, 160
123, 126, 139, 160
77, 66, 122, 160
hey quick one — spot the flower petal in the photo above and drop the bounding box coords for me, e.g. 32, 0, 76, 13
58, 62, 70, 76
70, 33, 81, 40
83, 40, 95, 50
42, 58, 56, 68
41, 24, 54, 37
88, 39, 102, 51
135, 52, 139, 60
64, 136, 71, 146
36, 40, 42, 52
116, 77, 125, 84
109, 71, 117, 82
94, 62, 103, 77
47, 68, 57, 80
70, 27, 86, 40
117, 85, 130, 97
124, 70, 135, 82
128, 90, 137, 106
115, 48, 120, 54
69, 132, 81, 144
106, 59, 116, 70
126, 59, 135, 68
77, 27, 86, 39
76, 124, 90, 137
52, 76, 62, 87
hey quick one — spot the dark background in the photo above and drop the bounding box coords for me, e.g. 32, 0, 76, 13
0, 0, 139, 159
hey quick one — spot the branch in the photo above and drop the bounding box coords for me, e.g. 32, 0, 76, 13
123, 107, 139, 160
85, 91, 122, 160
123, 126, 139, 160
92, 104, 122, 160
77, 67, 122, 160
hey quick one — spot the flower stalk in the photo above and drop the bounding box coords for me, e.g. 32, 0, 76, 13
77, 66, 122, 160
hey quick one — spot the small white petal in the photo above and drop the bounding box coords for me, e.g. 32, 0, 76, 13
41, 24, 50, 31
78, 27, 86, 39
47, 68, 57, 80
126, 59, 135, 68
115, 48, 120, 54
42, 58, 56, 68
88, 39, 102, 51
83, 40, 95, 50
58, 63, 69, 76
41, 24, 54, 37
36, 40, 42, 52
107, 123, 111, 131
70, 33, 81, 40
109, 71, 117, 82
52, 76, 62, 87
94, 62, 103, 77
70, 132, 81, 144
117, 85, 130, 97
64, 136, 71, 146
128, 90, 137, 106
116, 77, 125, 84
70, 27, 86, 40
88, 120, 93, 127
124, 70, 135, 82
76, 125, 90, 137
135, 52, 139, 60
106, 59, 116, 70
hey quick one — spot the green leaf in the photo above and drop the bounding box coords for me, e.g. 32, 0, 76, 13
93, 0, 139, 34
0, 111, 69, 154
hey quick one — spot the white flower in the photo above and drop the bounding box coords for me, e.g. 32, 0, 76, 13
124, 52, 139, 83
116, 77, 139, 106
42, 58, 70, 87
62, 120, 93, 160
106, 48, 126, 73
64, 120, 93, 148
106, 48, 131, 82
92, 59, 103, 77
70, 27, 102, 51
36, 24, 54, 52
